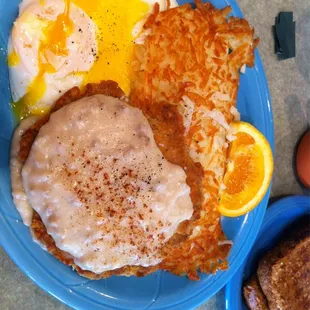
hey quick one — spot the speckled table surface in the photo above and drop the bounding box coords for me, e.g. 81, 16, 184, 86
1, 0, 309, 309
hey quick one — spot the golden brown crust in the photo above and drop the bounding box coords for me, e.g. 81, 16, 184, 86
19, 0, 247, 279
18, 81, 124, 163
137, 102, 204, 213
21, 1, 239, 280
243, 274, 269, 310
129, 0, 258, 279
23, 80, 208, 279
139, 102, 231, 280
31, 211, 158, 279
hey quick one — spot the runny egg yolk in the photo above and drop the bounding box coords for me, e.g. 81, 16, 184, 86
41, 0, 73, 57
75, 0, 150, 92
14, 0, 73, 117
8, 50, 20, 67
11, 0, 150, 120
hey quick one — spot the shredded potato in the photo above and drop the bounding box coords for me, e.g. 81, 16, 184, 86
131, 0, 258, 279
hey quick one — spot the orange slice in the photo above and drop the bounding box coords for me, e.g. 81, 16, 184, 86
219, 122, 273, 217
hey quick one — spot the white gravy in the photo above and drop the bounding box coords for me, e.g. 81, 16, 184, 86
10, 116, 39, 226
22, 95, 193, 273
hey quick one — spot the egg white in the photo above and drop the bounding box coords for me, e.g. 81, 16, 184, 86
9, 0, 97, 113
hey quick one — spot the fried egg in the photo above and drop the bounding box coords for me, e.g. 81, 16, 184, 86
8, 0, 178, 120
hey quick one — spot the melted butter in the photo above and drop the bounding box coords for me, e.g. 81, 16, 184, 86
73, 0, 150, 94
22, 95, 193, 273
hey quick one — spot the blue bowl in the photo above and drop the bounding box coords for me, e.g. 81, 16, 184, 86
225, 195, 310, 310
0, 0, 274, 309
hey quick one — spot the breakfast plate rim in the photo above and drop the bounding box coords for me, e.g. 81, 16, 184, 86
224, 195, 310, 310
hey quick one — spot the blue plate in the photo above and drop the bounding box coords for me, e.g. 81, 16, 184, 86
0, 0, 274, 309
225, 195, 310, 310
